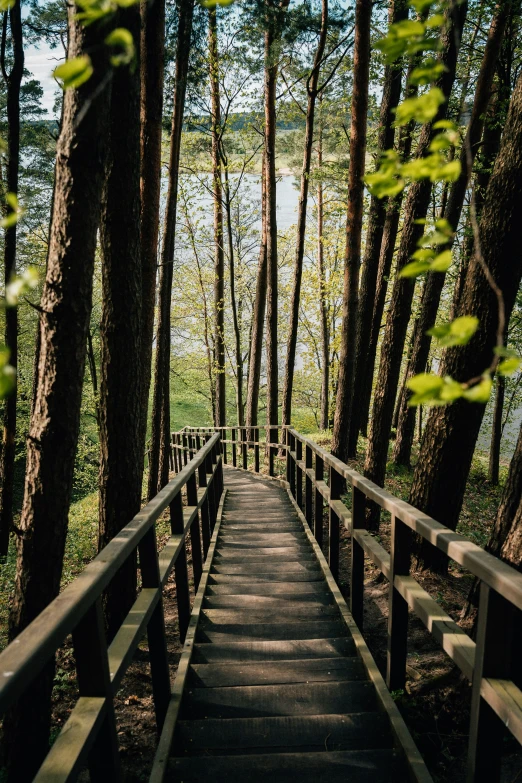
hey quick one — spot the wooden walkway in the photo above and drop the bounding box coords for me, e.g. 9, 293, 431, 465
165, 467, 427, 781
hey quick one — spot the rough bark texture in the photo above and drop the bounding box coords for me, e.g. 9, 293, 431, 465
410, 71, 522, 571
245, 152, 267, 432
488, 375, 504, 485
348, 0, 407, 455
209, 6, 226, 426
280, 0, 328, 431
487, 422, 522, 560
330, 0, 372, 463
223, 165, 244, 425
363, 3, 467, 529
393, 0, 512, 468
0, 0, 23, 558
139, 0, 165, 461
98, 3, 142, 640
4, 8, 111, 779
148, 0, 194, 498
317, 115, 329, 431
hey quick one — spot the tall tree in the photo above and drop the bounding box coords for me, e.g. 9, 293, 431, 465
0, 0, 24, 558
363, 2, 467, 528
280, 0, 328, 432
148, 0, 195, 498
330, 0, 372, 463
4, 8, 112, 778
209, 6, 226, 426
347, 0, 407, 455
98, 2, 142, 639
316, 106, 329, 431
410, 71, 522, 571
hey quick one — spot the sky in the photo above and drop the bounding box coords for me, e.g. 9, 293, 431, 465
25, 40, 64, 116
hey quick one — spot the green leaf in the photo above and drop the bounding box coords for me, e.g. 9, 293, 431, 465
5, 267, 39, 307
105, 27, 135, 67
0, 0, 15, 10
498, 356, 522, 376
0, 347, 15, 399
410, 60, 447, 86
406, 372, 444, 405
399, 260, 431, 278
394, 87, 445, 126
430, 249, 452, 272
462, 374, 492, 403
439, 377, 464, 402
433, 119, 458, 131
54, 56, 93, 90
0, 192, 24, 229
437, 159, 461, 182
428, 315, 478, 346
425, 14, 445, 27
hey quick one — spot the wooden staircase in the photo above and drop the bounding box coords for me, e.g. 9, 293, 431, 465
165, 467, 428, 781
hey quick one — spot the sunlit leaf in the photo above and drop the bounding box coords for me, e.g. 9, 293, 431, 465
394, 87, 445, 126
399, 260, 431, 278
5, 267, 39, 307
54, 56, 93, 90
105, 27, 135, 67
427, 315, 478, 346
462, 374, 492, 403
407, 372, 444, 405
430, 249, 452, 272
498, 356, 522, 376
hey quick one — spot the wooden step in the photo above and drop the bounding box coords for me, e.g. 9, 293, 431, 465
200, 605, 340, 623
187, 657, 365, 687
176, 712, 392, 754
169, 749, 404, 781
196, 619, 349, 643
210, 562, 321, 575
191, 637, 356, 663
208, 572, 324, 583
203, 593, 335, 609
213, 550, 316, 562
182, 681, 376, 719
206, 582, 331, 596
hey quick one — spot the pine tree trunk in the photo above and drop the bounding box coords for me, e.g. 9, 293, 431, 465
393, 0, 512, 469
348, 0, 407, 455
98, 3, 142, 640
5, 9, 111, 779
209, 6, 226, 426
280, 0, 328, 431
0, 0, 23, 558
139, 0, 165, 462
223, 164, 244, 425
148, 0, 194, 498
317, 115, 329, 431
489, 375, 505, 485
363, 3, 467, 529
330, 0, 372, 463
245, 152, 267, 433
410, 71, 522, 572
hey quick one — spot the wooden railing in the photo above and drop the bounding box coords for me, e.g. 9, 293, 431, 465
0, 432, 223, 782
178, 424, 522, 782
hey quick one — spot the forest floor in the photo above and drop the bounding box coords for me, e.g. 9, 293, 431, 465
0, 434, 520, 781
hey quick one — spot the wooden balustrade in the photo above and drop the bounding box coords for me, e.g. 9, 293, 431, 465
0, 432, 224, 783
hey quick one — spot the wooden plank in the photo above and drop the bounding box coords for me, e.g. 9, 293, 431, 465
196, 619, 349, 643
210, 562, 321, 575
191, 637, 356, 663
480, 678, 522, 746
108, 588, 159, 690
208, 572, 325, 583
330, 499, 352, 529
188, 657, 365, 687
199, 605, 340, 623
203, 593, 335, 609
206, 581, 332, 596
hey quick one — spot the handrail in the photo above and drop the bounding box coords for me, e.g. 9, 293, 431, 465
0, 432, 223, 781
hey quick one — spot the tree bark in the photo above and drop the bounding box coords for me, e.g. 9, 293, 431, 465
223, 162, 244, 425
0, 0, 23, 558
410, 71, 522, 571
280, 0, 328, 431
209, 6, 226, 426
98, 2, 142, 640
139, 0, 165, 462
245, 152, 267, 433
5, 8, 111, 779
393, 0, 513, 468
317, 111, 329, 431
148, 0, 194, 498
489, 374, 504, 485
347, 0, 407, 455
363, 2, 468, 529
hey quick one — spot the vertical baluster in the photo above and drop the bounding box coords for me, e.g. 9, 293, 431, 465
386, 514, 411, 692
138, 526, 171, 730
269, 426, 276, 476
182, 432, 188, 466
328, 467, 341, 582
72, 600, 122, 780
242, 426, 248, 470
254, 426, 260, 473
314, 453, 324, 548
222, 427, 228, 465
170, 490, 190, 641
288, 431, 296, 498
187, 472, 203, 591
198, 460, 211, 557
232, 427, 237, 467
467, 585, 515, 782
305, 444, 313, 529
296, 438, 303, 510
205, 447, 217, 535
350, 484, 365, 629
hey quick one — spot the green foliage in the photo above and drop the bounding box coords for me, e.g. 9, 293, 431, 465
426, 315, 479, 347
105, 27, 135, 67
54, 55, 94, 89
406, 371, 493, 407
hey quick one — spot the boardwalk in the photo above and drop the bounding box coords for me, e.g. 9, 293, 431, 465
166, 467, 426, 781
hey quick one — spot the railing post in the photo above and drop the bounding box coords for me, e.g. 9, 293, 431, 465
296, 438, 303, 510
350, 484, 365, 629
328, 467, 341, 582
171, 433, 177, 474
386, 514, 411, 692
242, 426, 248, 470
286, 430, 292, 485
186, 473, 203, 592
314, 453, 324, 548
305, 444, 313, 529
182, 432, 188, 466
289, 431, 296, 498
72, 600, 122, 780
198, 460, 211, 557
222, 427, 227, 465
232, 427, 237, 467
269, 426, 276, 477
254, 426, 260, 473
138, 526, 171, 730
205, 448, 217, 534
170, 490, 190, 642
467, 584, 515, 782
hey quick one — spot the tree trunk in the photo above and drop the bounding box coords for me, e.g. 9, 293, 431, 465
363, 2, 468, 529
245, 152, 267, 433
98, 2, 142, 640
393, 0, 513, 468
411, 71, 522, 571
0, 0, 23, 558
317, 113, 329, 431
148, 0, 194, 498
223, 162, 244, 425
139, 0, 165, 461
280, 0, 328, 431
330, 0, 372, 463
209, 6, 226, 426
348, 0, 407, 455
5, 8, 111, 779
489, 375, 505, 485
